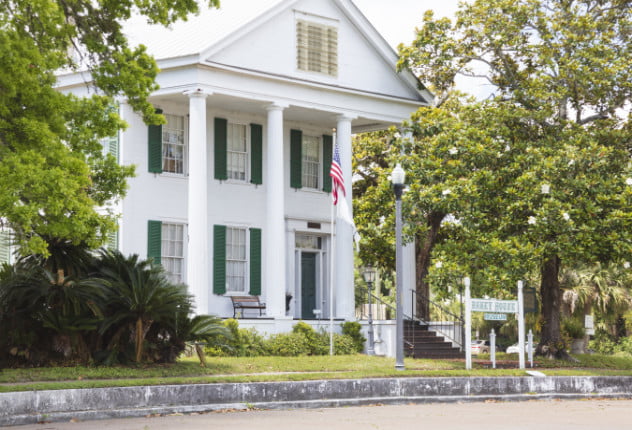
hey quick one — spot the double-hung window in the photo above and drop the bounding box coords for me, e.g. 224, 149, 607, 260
148, 111, 188, 175
213, 225, 262, 296
227, 123, 248, 181
226, 227, 247, 293
162, 114, 186, 175
290, 130, 333, 192
214, 119, 263, 185
301, 135, 321, 189
147, 220, 185, 284
161, 223, 185, 284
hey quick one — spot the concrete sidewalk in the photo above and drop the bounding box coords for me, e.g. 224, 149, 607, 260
2, 375, 632, 426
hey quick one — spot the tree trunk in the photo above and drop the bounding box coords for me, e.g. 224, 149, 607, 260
135, 317, 144, 363
415, 212, 445, 321
538, 254, 570, 359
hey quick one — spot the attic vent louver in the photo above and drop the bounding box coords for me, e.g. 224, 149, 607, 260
296, 19, 338, 77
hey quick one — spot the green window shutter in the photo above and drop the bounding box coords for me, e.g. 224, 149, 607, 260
108, 134, 119, 163
290, 129, 303, 189
214, 117, 228, 180
213, 224, 227, 295
250, 123, 263, 185
322, 134, 333, 192
147, 220, 162, 265
0, 231, 11, 265
148, 108, 163, 173
107, 229, 119, 251
249, 228, 262, 296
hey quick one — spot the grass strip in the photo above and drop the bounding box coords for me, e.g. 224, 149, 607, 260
2, 353, 632, 393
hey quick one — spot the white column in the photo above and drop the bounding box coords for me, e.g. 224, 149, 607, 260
335, 114, 355, 320
265, 103, 287, 318
185, 89, 209, 314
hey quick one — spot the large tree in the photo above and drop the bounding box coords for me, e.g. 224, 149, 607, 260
0, 0, 219, 255
396, 0, 632, 356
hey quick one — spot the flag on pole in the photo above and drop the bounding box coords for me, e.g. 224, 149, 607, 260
329, 142, 345, 205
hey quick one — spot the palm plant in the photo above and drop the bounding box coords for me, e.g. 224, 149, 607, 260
168, 312, 230, 365
94, 249, 191, 363
0, 258, 104, 364
561, 263, 632, 339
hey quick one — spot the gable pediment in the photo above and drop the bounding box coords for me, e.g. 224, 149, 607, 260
203, 0, 429, 103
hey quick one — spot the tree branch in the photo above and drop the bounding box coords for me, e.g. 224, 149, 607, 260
578, 112, 610, 125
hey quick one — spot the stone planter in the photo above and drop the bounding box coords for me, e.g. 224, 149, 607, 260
570, 338, 585, 354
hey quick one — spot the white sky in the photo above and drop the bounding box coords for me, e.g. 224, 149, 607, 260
352, 0, 462, 49
353, 0, 491, 98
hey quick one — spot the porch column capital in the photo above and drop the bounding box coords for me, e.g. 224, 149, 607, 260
183, 88, 212, 98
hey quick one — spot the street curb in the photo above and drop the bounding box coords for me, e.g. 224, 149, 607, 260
2, 376, 632, 426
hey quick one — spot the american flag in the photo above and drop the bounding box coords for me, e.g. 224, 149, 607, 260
329, 142, 345, 205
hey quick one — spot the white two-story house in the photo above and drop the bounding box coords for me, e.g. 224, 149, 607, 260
56, 0, 430, 332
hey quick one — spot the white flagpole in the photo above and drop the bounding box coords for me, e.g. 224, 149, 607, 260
329, 129, 337, 355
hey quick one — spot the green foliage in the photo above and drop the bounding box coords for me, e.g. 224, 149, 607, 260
354, 0, 632, 352
207, 320, 358, 357
265, 333, 312, 357
0, 247, 224, 367
341, 321, 366, 353
562, 317, 585, 339
589, 336, 632, 357
0, 0, 222, 255
206, 319, 267, 357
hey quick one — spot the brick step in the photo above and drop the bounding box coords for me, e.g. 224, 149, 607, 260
405, 338, 448, 345
408, 343, 457, 350
404, 331, 441, 339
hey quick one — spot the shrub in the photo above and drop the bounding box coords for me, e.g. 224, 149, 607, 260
206, 319, 266, 357
332, 333, 357, 355
589, 335, 632, 357
292, 321, 329, 355
265, 332, 311, 356
562, 317, 585, 339
206, 320, 361, 357
341, 321, 366, 353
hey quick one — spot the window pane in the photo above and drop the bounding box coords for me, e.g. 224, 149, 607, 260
302, 135, 320, 189
162, 114, 186, 174
226, 227, 248, 292
227, 123, 248, 181
161, 223, 184, 284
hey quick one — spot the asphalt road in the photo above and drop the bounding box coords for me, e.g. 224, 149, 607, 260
9, 399, 632, 430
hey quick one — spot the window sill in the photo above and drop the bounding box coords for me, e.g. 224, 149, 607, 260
153, 172, 188, 180
221, 179, 257, 187
296, 187, 328, 196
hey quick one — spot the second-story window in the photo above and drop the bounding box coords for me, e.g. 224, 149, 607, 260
162, 114, 186, 175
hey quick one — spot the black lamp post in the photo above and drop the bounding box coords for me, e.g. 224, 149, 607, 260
362, 264, 377, 355
392, 163, 405, 370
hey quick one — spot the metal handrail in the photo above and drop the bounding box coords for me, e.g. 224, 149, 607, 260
411, 289, 465, 350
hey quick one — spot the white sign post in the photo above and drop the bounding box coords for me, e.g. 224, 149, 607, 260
464, 279, 526, 370
517, 281, 525, 370
464, 277, 472, 370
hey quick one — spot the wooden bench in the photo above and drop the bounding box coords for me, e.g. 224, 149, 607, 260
230, 295, 266, 318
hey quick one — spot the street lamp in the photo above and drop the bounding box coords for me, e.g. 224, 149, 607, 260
392, 163, 405, 370
362, 264, 377, 355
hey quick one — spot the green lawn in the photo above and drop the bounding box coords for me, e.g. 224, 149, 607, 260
2, 353, 632, 393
